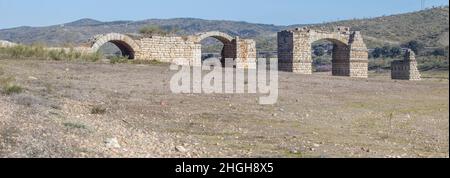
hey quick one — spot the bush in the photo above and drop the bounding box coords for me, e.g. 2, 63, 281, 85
91, 105, 107, 115
139, 25, 172, 36
431, 48, 446, 56
402, 40, 424, 55
389, 46, 402, 58
370, 45, 402, 58
313, 46, 326, 56
3, 84, 23, 95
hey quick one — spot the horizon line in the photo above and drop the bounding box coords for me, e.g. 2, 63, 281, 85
1, 5, 448, 30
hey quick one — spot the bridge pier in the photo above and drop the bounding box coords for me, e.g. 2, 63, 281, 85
277, 27, 369, 78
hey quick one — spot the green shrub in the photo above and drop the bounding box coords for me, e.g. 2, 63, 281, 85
139, 25, 177, 36
3, 84, 23, 95
91, 105, 107, 115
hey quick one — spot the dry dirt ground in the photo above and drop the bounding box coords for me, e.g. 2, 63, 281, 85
0, 59, 448, 158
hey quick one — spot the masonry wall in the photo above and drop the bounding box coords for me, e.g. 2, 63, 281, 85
277, 31, 295, 72
348, 32, 369, 78
127, 35, 256, 68
135, 36, 198, 66
277, 30, 312, 73
235, 38, 257, 69
391, 50, 421, 80
332, 44, 351, 76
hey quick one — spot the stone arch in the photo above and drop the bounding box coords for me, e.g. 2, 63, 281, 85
278, 28, 368, 78
194, 31, 234, 44
193, 31, 236, 66
90, 33, 140, 59
310, 37, 351, 76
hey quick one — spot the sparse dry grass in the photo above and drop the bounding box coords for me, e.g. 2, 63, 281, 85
0, 74, 23, 95
0, 59, 447, 158
0, 45, 102, 62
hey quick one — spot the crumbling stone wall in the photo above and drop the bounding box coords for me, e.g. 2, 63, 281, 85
87, 32, 256, 68
234, 37, 257, 69
278, 27, 369, 78
391, 49, 422, 80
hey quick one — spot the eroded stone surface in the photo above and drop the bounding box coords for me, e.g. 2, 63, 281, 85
391, 49, 422, 81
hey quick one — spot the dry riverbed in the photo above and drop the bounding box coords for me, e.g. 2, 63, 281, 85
0, 59, 448, 158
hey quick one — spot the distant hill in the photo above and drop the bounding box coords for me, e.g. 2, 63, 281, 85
0, 18, 285, 47
0, 6, 448, 51
300, 6, 449, 48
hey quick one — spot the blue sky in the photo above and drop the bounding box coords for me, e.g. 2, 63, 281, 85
0, 0, 448, 29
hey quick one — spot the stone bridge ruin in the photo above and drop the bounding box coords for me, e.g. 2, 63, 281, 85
391, 49, 422, 80
278, 27, 369, 78
88, 31, 256, 68
4, 26, 373, 78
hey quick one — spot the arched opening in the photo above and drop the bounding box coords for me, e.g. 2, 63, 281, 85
201, 37, 225, 65
90, 34, 140, 60
199, 36, 233, 67
311, 39, 350, 76
97, 40, 135, 59
311, 40, 333, 73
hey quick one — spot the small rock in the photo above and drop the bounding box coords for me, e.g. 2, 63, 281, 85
272, 113, 278, 117
28, 76, 38, 80
361, 147, 370, 153
105, 138, 121, 149
313, 143, 320, 147
175, 146, 187, 153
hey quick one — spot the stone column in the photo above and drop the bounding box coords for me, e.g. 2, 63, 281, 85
192, 44, 202, 67
235, 37, 257, 69
278, 30, 312, 74
391, 49, 422, 80
332, 44, 351, 76
278, 30, 295, 72
348, 31, 369, 78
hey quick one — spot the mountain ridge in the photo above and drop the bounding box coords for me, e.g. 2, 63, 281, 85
0, 6, 448, 51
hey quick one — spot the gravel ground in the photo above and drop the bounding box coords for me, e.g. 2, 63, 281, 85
0, 59, 448, 158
